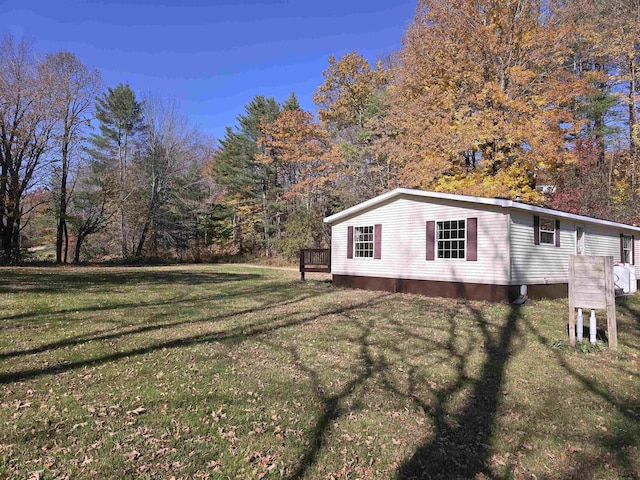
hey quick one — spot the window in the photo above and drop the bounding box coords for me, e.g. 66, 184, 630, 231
437, 220, 465, 259
623, 234, 633, 263
576, 226, 585, 255
540, 217, 555, 245
354, 226, 374, 258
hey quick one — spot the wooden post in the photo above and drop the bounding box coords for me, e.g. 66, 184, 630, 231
604, 256, 617, 350
568, 256, 576, 346
299, 249, 305, 281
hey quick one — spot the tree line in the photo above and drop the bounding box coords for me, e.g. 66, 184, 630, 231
1, 36, 213, 265
2, 0, 639, 264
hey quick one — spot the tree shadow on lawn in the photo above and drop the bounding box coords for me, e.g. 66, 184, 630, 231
281, 296, 637, 480
276, 314, 386, 480
0, 281, 322, 362
0, 268, 261, 295
614, 296, 640, 349
267, 297, 521, 480
393, 303, 522, 480
395, 302, 639, 480
0, 271, 296, 325
0, 289, 378, 386
521, 315, 640, 479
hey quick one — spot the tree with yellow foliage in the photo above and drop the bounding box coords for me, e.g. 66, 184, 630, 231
386, 0, 589, 203
313, 51, 395, 207
259, 108, 339, 211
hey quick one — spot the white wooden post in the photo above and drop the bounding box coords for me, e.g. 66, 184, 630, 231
577, 308, 583, 342
589, 309, 597, 344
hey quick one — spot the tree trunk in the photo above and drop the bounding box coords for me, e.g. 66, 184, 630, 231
11, 213, 20, 264
5, 174, 22, 265
56, 120, 71, 264
232, 214, 242, 253
119, 130, 128, 257
74, 234, 85, 263
56, 169, 68, 263
630, 57, 638, 198
262, 187, 271, 258
135, 220, 150, 257
63, 222, 68, 263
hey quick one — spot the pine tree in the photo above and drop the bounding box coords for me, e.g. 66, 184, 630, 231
282, 92, 301, 111
86, 83, 144, 257
212, 95, 281, 256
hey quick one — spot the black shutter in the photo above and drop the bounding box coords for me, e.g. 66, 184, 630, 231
347, 226, 353, 259
534, 215, 540, 245
467, 218, 478, 261
633, 235, 636, 265
555, 219, 561, 247
620, 233, 624, 262
374, 224, 382, 259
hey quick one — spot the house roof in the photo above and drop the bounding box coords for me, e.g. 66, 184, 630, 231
323, 188, 640, 232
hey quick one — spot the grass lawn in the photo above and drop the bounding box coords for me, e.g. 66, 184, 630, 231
0, 265, 639, 479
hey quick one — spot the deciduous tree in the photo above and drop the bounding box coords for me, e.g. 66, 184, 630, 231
212, 95, 281, 256
0, 36, 57, 264
86, 83, 144, 257
44, 51, 101, 263
387, 0, 588, 202
313, 52, 393, 207
132, 94, 211, 257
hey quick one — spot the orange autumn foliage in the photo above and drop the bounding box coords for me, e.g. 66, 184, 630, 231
258, 109, 341, 205
385, 0, 591, 203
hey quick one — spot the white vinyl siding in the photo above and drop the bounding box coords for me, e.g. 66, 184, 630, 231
511, 211, 571, 284
331, 196, 510, 284
582, 226, 638, 278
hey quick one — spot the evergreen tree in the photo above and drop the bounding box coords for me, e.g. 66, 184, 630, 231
212, 95, 281, 256
132, 95, 210, 258
86, 83, 144, 257
282, 92, 301, 111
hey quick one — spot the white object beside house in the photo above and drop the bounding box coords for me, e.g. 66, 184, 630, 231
625, 263, 637, 293
323, 188, 640, 302
614, 264, 631, 294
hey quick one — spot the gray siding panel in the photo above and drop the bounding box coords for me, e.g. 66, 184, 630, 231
511, 211, 640, 284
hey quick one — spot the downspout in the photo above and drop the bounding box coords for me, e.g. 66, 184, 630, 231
506, 208, 512, 289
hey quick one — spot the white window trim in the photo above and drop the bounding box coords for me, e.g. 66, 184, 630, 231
539, 216, 555, 246
353, 225, 375, 259
436, 219, 467, 261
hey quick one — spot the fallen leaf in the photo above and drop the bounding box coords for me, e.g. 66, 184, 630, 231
127, 406, 146, 416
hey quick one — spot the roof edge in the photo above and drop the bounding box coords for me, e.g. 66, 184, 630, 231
323, 188, 640, 232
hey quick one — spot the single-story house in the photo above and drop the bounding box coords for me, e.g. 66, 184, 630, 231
323, 188, 640, 302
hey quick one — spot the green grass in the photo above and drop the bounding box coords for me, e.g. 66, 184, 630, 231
0, 265, 639, 479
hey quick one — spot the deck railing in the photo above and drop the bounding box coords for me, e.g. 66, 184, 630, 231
299, 248, 331, 280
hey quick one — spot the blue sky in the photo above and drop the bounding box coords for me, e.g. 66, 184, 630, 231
3, 0, 416, 143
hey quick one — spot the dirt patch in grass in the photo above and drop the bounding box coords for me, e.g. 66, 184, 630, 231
0, 265, 638, 479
